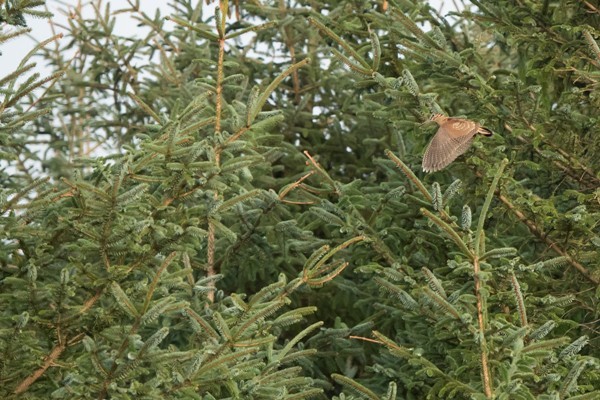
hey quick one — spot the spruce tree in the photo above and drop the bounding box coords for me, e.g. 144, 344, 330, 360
1, 1, 598, 399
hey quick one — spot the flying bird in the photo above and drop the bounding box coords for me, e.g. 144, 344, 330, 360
422, 114, 492, 173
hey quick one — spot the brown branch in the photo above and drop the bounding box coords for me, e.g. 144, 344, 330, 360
14, 342, 66, 394
468, 159, 598, 285
473, 256, 493, 398
349, 335, 384, 344
584, 0, 600, 14
303, 151, 340, 195
214, 1, 227, 166
207, 1, 229, 301
496, 192, 598, 285
63, 288, 104, 323
506, 123, 599, 188
224, 126, 250, 145
278, 171, 315, 201
278, 1, 300, 102
215, 31, 225, 138
206, 219, 216, 303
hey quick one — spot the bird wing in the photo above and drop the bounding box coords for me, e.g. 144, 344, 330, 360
444, 118, 478, 138
422, 121, 478, 172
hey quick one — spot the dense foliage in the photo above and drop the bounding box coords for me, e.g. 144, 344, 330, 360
1, 0, 598, 399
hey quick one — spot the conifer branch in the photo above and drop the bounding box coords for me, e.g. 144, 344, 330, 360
522, 337, 569, 354
422, 287, 461, 320
195, 348, 258, 377
349, 335, 383, 345
390, 8, 442, 50
368, 26, 381, 71
276, 321, 324, 362
179, 116, 215, 136
374, 279, 419, 309
364, 234, 402, 269
4, 33, 63, 97
307, 17, 371, 70
303, 236, 365, 285
245, 85, 261, 126
306, 261, 350, 286
583, 30, 600, 64
273, 306, 318, 327
0, 177, 49, 214
301, 245, 330, 277
232, 299, 287, 339
559, 336, 589, 358
461, 205, 472, 230
207, 3, 230, 300
303, 150, 339, 194
63, 288, 104, 324
13, 342, 66, 395
214, 10, 226, 139
279, 171, 316, 202
110, 282, 140, 318
285, 389, 325, 399
431, 182, 442, 211
481, 247, 517, 260
495, 192, 598, 285
509, 126, 599, 189
332, 374, 379, 400
474, 159, 508, 256
0, 27, 31, 45
216, 189, 262, 212
250, 58, 310, 123
222, 125, 249, 145
2, 1, 598, 397
473, 254, 492, 398
142, 252, 177, 314
225, 21, 277, 39
422, 267, 447, 299
206, 219, 216, 302
128, 92, 162, 124
165, 16, 219, 40
3, 70, 65, 109
0, 62, 35, 87
401, 69, 420, 96
371, 330, 477, 395
385, 149, 432, 202
185, 308, 220, 340
528, 320, 557, 340
442, 179, 462, 206
331, 48, 372, 75
510, 272, 527, 327
421, 208, 472, 258
559, 360, 588, 399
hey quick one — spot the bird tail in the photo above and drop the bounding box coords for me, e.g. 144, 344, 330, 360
477, 126, 493, 136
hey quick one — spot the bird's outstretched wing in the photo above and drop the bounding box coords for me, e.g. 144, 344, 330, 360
422, 120, 478, 172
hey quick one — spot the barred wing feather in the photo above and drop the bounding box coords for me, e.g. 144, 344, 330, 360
422, 124, 477, 172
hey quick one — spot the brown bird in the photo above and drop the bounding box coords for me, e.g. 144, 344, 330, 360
422, 114, 492, 173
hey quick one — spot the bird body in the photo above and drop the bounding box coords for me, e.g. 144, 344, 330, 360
422, 114, 492, 172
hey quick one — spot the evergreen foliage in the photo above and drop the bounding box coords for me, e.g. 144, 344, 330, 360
1, 0, 598, 398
